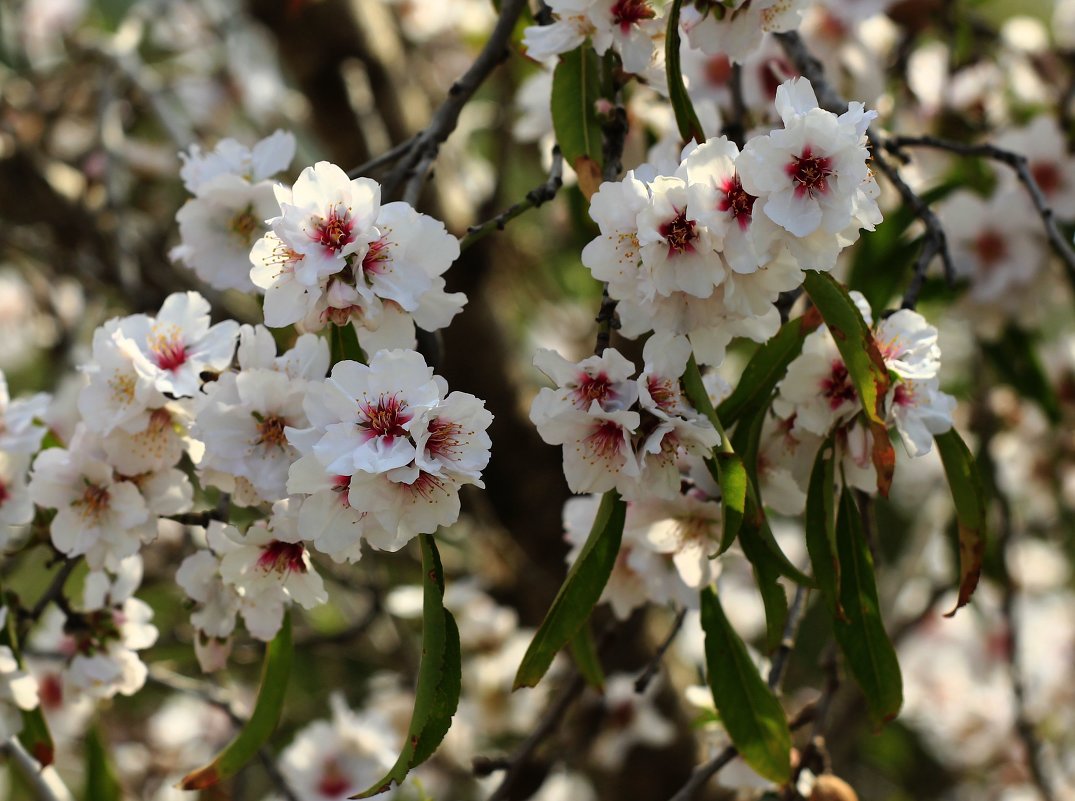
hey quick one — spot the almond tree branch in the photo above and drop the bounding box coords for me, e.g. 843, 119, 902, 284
881, 134, 1075, 290
380, 0, 528, 202
634, 607, 688, 694
458, 147, 564, 251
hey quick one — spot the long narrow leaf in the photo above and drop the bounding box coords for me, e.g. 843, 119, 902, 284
833, 489, 903, 726
514, 491, 626, 689
805, 441, 843, 621
701, 587, 791, 783
356, 534, 461, 796
802, 271, 896, 496
934, 429, 988, 616
569, 623, 605, 692
665, 0, 705, 143
85, 726, 122, 801
180, 612, 293, 790
551, 45, 604, 197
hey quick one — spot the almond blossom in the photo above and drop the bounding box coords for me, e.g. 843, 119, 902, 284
0, 371, 49, 455
681, 0, 807, 65
0, 607, 39, 740
521, 0, 663, 75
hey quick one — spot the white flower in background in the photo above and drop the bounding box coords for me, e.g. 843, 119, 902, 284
28, 429, 152, 571
754, 412, 816, 516
121, 292, 240, 398
681, 0, 807, 65
64, 598, 159, 700
738, 77, 879, 268
0, 372, 49, 455
939, 189, 1044, 305
590, 673, 676, 768
194, 329, 328, 505
286, 350, 492, 554
995, 115, 1075, 219
522, 0, 663, 75
171, 131, 296, 292
0, 608, 39, 741
218, 502, 328, 641
0, 451, 35, 535
279, 694, 398, 801
82, 555, 143, 612
773, 323, 862, 437
99, 402, 191, 476
78, 320, 167, 436
176, 523, 244, 670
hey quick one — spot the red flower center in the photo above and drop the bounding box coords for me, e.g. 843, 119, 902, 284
973, 230, 1008, 270
256, 540, 307, 574
424, 417, 465, 460
704, 54, 732, 87
358, 394, 411, 442
585, 420, 626, 460
574, 372, 614, 408
312, 208, 355, 253
610, 0, 655, 31
719, 175, 757, 230
361, 237, 391, 275
317, 759, 351, 797
255, 414, 290, 449
1031, 162, 1062, 196
659, 209, 698, 256
153, 337, 188, 372
820, 361, 857, 410
787, 146, 834, 198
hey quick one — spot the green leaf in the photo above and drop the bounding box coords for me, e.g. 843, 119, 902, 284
355, 534, 461, 796
700, 587, 791, 783
833, 489, 903, 726
981, 326, 1061, 424
805, 440, 843, 621
716, 309, 823, 428
514, 491, 626, 689
665, 0, 705, 143
331, 322, 368, 366
85, 726, 122, 801
705, 453, 746, 554
737, 522, 788, 651
569, 623, 605, 692
551, 45, 604, 172
934, 429, 988, 617
180, 613, 293, 790
1, 600, 54, 767
802, 271, 896, 496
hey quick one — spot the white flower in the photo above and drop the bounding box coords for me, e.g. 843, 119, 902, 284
738, 77, 878, 268
530, 347, 639, 426
121, 292, 240, 398
536, 403, 641, 494
681, 0, 807, 65
773, 324, 862, 437
590, 673, 676, 769
522, 0, 663, 75
28, 429, 152, 571
887, 378, 956, 457
78, 320, 167, 436
995, 115, 1075, 219
0, 451, 34, 532
0, 372, 49, 455
631, 493, 723, 589
279, 694, 399, 801
875, 309, 942, 381
218, 502, 328, 641
176, 523, 243, 645
178, 130, 295, 196
64, 598, 158, 700
99, 402, 191, 476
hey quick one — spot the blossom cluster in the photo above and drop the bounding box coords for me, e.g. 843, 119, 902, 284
582, 77, 880, 365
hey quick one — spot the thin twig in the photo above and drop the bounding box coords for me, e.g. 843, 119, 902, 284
458, 147, 564, 251
381, 0, 528, 201
347, 134, 418, 179
635, 607, 688, 694
870, 148, 955, 308
481, 672, 588, 801
882, 134, 1075, 290
27, 558, 81, 622
667, 584, 811, 801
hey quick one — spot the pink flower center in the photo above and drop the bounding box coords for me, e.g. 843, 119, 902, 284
607, 699, 637, 729
973, 230, 1008, 270
317, 759, 351, 797
647, 376, 678, 411
787, 146, 834, 198
424, 417, 465, 461
312, 207, 356, 253
659, 209, 698, 256
403, 470, 447, 501
38, 674, 64, 710
719, 175, 756, 230
704, 54, 732, 87
0, 480, 9, 507
358, 394, 411, 442
610, 0, 655, 30
892, 383, 914, 407
331, 475, 352, 507
1031, 162, 1062, 196
153, 336, 188, 372
256, 540, 307, 574
820, 360, 856, 410
585, 420, 626, 460
573, 372, 614, 408
760, 57, 796, 100
361, 237, 391, 275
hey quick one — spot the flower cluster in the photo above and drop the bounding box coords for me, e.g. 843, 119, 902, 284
171, 130, 297, 292
286, 348, 493, 558
582, 77, 880, 365
680, 0, 808, 65
530, 333, 718, 498
522, 0, 664, 75
250, 161, 466, 353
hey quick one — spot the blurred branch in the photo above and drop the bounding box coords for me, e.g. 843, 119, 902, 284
382, 0, 528, 202
881, 135, 1075, 290
634, 607, 688, 694
0, 738, 74, 801
459, 147, 564, 252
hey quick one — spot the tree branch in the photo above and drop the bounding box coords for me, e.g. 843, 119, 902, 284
634, 607, 688, 694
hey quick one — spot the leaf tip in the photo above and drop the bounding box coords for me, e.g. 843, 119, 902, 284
178, 766, 219, 791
